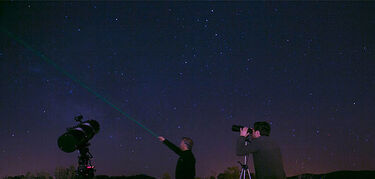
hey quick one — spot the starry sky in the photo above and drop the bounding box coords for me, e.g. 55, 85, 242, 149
1, 1, 375, 178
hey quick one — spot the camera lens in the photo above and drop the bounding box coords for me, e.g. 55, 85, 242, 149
232, 125, 252, 134
232, 125, 243, 132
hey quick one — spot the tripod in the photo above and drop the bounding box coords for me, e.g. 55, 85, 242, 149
238, 155, 252, 179
76, 143, 95, 179
238, 139, 252, 179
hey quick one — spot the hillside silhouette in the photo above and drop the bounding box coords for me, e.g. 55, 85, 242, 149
287, 170, 375, 179
2, 166, 375, 179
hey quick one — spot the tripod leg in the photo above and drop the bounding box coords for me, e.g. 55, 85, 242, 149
240, 169, 245, 179
246, 169, 251, 179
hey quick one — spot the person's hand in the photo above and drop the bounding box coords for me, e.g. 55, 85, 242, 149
240, 127, 249, 137
158, 136, 165, 142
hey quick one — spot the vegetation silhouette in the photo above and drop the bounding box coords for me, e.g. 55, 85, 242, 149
2, 166, 375, 179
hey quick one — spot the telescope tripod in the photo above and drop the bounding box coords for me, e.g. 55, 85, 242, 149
76, 143, 95, 179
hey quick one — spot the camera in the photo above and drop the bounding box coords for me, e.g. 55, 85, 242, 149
232, 125, 252, 134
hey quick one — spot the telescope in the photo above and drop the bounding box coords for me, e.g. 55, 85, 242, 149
57, 115, 100, 178
58, 115, 100, 153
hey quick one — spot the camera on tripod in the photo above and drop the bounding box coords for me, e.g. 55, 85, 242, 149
232, 125, 253, 179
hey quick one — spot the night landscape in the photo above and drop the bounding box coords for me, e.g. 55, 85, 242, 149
1, 1, 374, 179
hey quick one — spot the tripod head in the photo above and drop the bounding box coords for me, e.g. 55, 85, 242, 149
238, 155, 252, 179
238, 155, 249, 169
238, 161, 248, 170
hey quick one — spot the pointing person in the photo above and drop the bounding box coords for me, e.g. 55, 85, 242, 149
158, 136, 196, 179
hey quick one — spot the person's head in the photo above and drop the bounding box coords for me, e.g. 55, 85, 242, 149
252, 121, 271, 138
180, 137, 194, 151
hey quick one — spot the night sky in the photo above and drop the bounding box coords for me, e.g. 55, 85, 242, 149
1, 1, 375, 178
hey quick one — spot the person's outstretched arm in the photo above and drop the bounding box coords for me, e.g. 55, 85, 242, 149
159, 136, 183, 156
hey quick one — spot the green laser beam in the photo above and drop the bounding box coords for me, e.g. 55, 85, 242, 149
1, 27, 159, 138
